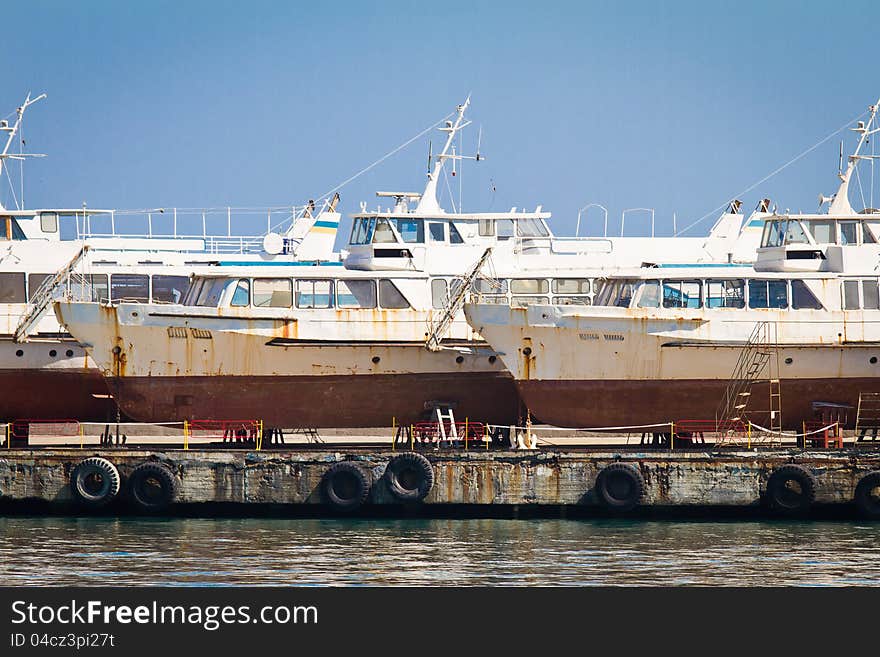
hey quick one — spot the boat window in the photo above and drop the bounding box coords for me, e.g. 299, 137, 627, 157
791, 280, 824, 310
378, 279, 411, 309
428, 222, 446, 242
783, 221, 810, 245
253, 278, 292, 308
478, 219, 494, 236
372, 218, 397, 244
862, 222, 877, 244
637, 280, 662, 308
843, 280, 860, 310
431, 279, 448, 309
110, 274, 149, 303
761, 220, 785, 247
809, 221, 835, 244
510, 279, 549, 294
350, 218, 375, 245
497, 219, 514, 239
706, 279, 745, 309
863, 280, 880, 310
40, 212, 58, 233
553, 296, 591, 306
749, 280, 788, 309
296, 280, 333, 309
595, 279, 637, 307
0, 273, 26, 303
196, 279, 227, 306
840, 221, 858, 245
1, 216, 26, 241
337, 280, 377, 309
230, 279, 250, 307
511, 296, 549, 306
449, 222, 464, 244
391, 218, 424, 243
185, 279, 205, 306
552, 279, 591, 294
473, 278, 509, 295
662, 280, 702, 309
69, 274, 109, 303
27, 273, 53, 301
152, 275, 190, 304
517, 218, 550, 237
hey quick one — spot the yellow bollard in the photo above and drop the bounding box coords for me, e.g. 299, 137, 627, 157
464, 417, 469, 451
392, 417, 396, 451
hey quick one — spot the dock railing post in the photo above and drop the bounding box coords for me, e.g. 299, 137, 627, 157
410, 424, 414, 451
670, 421, 674, 450
79, 423, 84, 450
257, 420, 263, 451
464, 417, 468, 451
183, 420, 189, 451
391, 417, 396, 451
747, 422, 752, 449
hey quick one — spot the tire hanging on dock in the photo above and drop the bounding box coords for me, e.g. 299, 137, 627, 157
70, 457, 121, 508
128, 462, 179, 513
384, 453, 434, 502
853, 471, 880, 519
322, 462, 371, 511
766, 465, 816, 515
594, 463, 645, 512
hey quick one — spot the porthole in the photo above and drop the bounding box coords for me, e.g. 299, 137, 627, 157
871, 356, 878, 365
455, 355, 464, 364
66, 349, 74, 357
488, 355, 497, 364
371, 356, 381, 364
15, 349, 23, 357
784, 357, 793, 365
522, 347, 532, 356
49, 349, 57, 357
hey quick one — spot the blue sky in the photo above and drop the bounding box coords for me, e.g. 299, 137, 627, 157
3, 0, 880, 244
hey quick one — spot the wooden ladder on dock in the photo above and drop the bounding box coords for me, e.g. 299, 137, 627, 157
715, 321, 782, 446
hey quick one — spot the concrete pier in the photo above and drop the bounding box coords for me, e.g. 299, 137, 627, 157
0, 446, 879, 517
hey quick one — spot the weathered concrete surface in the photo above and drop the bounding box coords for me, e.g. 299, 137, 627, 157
0, 447, 879, 514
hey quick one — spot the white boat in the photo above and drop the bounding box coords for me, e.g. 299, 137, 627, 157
464, 99, 880, 431
54, 98, 761, 429
0, 93, 340, 421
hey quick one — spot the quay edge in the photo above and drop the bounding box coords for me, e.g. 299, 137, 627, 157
0, 447, 879, 518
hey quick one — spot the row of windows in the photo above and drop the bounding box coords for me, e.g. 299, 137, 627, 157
0, 272, 190, 304
761, 218, 877, 247
431, 277, 595, 309
350, 218, 465, 246
597, 278, 825, 310
186, 277, 412, 310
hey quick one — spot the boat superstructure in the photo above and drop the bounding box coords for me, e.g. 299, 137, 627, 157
465, 98, 880, 430
55, 98, 765, 428
0, 93, 340, 421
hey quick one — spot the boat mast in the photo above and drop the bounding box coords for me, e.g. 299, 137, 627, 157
415, 97, 471, 214
827, 97, 880, 215
0, 92, 47, 211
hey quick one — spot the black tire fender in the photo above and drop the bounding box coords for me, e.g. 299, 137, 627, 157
766, 464, 816, 515
384, 453, 434, 502
322, 462, 371, 511
595, 463, 645, 512
128, 462, 179, 513
854, 471, 880, 519
70, 457, 121, 507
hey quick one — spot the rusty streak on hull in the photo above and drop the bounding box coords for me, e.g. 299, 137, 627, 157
0, 369, 119, 421
517, 378, 880, 429
106, 371, 522, 427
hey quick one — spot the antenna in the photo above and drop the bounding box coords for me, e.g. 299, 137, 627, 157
839, 140, 844, 176
426, 140, 432, 175
0, 92, 47, 211
476, 126, 483, 161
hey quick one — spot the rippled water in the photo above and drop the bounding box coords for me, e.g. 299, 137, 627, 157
0, 517, 878, 586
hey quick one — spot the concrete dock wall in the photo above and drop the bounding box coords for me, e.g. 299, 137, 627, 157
0, 447, 879, 515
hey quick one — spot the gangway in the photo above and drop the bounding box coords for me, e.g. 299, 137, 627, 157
856, 392, 880, 441
14, 245, 90, 342
425, 247, 492, 351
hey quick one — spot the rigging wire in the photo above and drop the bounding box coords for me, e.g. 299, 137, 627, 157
675, 107, 871, 236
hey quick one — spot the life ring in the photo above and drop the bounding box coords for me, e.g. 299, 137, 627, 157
766, 465, 816, 515
384, 453, 434, 502
854, 471, 880, 519
322, 462, 371, 511
70, 457, 121, 508
128, 462, 179, 513
594, 463, 645, 512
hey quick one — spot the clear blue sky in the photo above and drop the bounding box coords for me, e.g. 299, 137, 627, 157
3, 0, 879, 243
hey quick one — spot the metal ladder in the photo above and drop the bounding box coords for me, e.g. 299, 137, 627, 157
856, 392, 880, 440
716, 321, 782, 444
425, 247, 492, 351
435, 406, 458, 444
14, 245, 90, 343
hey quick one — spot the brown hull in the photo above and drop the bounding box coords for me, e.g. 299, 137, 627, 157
106, 372, 522, 427
517, 378, 880, 430
0, 369, 119, 422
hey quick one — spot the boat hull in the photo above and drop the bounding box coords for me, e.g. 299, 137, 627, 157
104, 371, 521, 427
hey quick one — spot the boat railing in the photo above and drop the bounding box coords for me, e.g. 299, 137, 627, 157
71, 204, 322, 245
